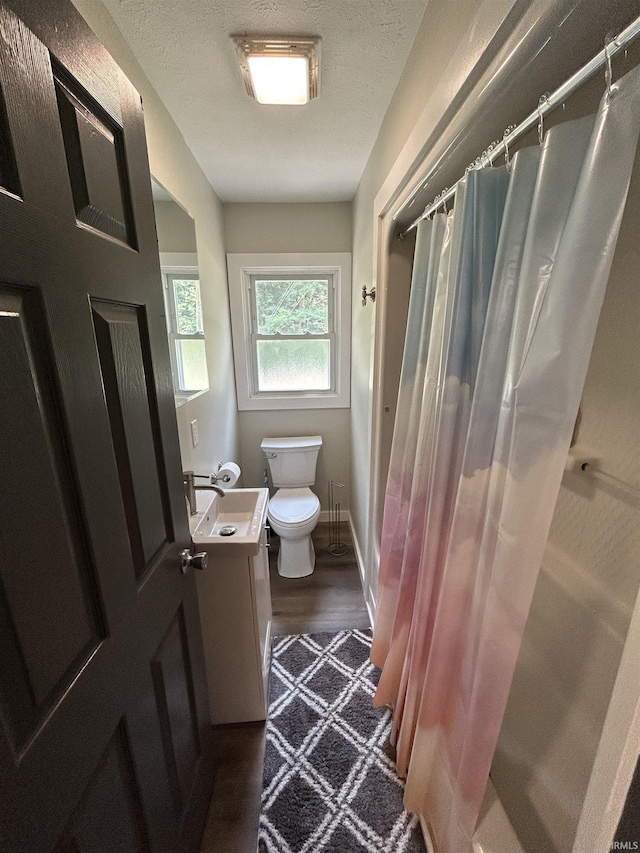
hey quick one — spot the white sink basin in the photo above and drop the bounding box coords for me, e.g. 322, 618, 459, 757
191, 488, 269, 557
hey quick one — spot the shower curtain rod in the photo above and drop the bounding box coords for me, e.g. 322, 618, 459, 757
580, 462, 640, 498
397, 13, 640, 237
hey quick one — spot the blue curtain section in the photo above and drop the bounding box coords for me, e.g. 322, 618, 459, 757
461, 146, 541, 477
445, 166, 509, 391
372, 62, 640, 852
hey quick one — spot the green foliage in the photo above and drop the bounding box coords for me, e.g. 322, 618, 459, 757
173, 279, 202, 335
255, 279, 328, 335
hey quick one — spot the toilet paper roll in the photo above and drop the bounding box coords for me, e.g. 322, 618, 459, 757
218, 461, 241, 488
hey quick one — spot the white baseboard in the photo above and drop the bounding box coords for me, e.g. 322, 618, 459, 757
347, 513, 375, 630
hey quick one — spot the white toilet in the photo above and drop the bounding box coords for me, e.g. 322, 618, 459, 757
261, 436, 322, 578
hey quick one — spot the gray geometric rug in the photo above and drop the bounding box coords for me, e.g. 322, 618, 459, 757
258, 628, 425, 852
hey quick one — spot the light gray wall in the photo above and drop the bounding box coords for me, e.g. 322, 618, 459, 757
223, 202, 352, 511
238, 410, 351, 511
154, 199, 198, 253
223, 202, 352, 254
72, 0, 239, 479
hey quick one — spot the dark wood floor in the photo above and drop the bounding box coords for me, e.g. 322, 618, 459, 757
199, 521, 370, 853
270, 521, 372, 636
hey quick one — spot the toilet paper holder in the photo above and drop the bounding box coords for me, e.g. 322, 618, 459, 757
210, 461, 241, 487
211, 462, 232, 484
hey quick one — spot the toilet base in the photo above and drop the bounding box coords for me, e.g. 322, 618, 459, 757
277, 534, 315, 578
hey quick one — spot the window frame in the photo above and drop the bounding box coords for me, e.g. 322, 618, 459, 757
160, 252, 209, 407
227, 253, 351, 410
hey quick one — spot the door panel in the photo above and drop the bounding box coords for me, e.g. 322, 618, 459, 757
0, 8, 75, 218
54, 721, 150, 853
0, 286, 104, 753
0, 83, 20, 196
151, 608, 201, 815
54, 70, 135, 246
0, 2, 213, 850
91, 300, 171, 581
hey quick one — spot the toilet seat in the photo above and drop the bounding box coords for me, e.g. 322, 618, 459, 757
268, 488, 320, 525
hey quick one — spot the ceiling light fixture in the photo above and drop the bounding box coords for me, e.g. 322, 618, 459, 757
233, 36, 320, 105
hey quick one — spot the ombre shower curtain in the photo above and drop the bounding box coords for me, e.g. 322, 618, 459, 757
371, 64, 640, 852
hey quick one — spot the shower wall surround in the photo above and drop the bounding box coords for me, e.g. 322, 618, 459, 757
493, 104, 640, 853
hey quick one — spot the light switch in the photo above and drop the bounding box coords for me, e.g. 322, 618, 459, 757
190, 419, 199, 448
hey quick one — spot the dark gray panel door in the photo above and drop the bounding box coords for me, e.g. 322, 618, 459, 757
0, 2, 213, 851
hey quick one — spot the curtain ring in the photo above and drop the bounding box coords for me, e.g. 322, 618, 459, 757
604, 36, 614, 97
503, 125, 516, 170
537, 94, 549, 146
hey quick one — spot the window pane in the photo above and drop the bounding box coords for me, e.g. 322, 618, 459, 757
173, 279, 203, 335
256, 339, 330, 391
176, 339, 209, 390
254, 279, 329, 335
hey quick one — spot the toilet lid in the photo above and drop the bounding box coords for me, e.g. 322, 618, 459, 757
269, 488, 320, 524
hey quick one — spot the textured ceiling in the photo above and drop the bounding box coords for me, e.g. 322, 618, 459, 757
100, 0, 428, 202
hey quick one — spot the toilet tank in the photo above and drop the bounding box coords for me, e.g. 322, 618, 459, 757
261, 436, 322, 488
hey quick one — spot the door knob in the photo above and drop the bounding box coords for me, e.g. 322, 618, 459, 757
181, 549, 208, 574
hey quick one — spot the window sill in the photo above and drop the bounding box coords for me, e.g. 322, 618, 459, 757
175, 388, 208, 408
238, 391, 349, 411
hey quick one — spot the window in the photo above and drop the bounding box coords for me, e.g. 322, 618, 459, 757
161, 257, 209, 405
227, 253, 351, 410
251, 275, 333, 392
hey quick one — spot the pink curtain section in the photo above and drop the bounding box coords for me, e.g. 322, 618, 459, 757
371, 65, 640, 852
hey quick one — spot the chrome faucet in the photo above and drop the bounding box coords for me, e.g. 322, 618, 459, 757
183, 470, 225, 516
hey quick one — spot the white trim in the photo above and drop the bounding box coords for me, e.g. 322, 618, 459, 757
366, 214, 391, 593
227, 252, 351, 410
348, 512, 375, 630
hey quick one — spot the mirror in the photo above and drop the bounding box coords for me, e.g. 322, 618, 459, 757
152, 177, 209, 407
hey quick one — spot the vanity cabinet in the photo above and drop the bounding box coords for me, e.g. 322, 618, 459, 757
195, 526, 272, 724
